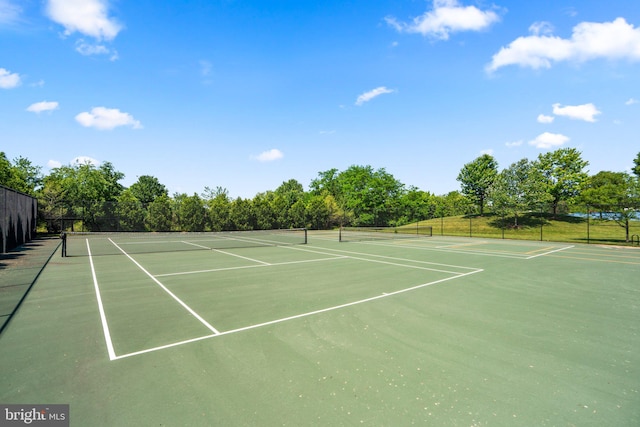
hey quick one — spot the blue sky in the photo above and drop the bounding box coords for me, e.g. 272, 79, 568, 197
1, 0, 639, 198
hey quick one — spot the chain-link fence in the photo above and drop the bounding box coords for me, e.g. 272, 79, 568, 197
417, 204, 640, 246
1, 185, 38, 253
38, 199, 640, 246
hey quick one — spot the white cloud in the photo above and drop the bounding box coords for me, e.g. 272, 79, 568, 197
487, 17, 640, 72
528, 132, 570, 149
505, 140, 523, 147
75, 39, 118, 60
46, 0, 122, 41
48, 157, 101, 168
72, 156, 100, 166
75, 107, 142, 130
552, 103, 601, 122
537, 114, 554, 124
47, 159, 62, 169
255, 149, 284, 162
0, 67, 21, 88
26, 101, 59, 113
625, 98, 638, 105
0, 0, 21, 25
529, 21, 554, 36
200, 60, 212, 76
386, 0, 500, 40
355, 86, 395, 106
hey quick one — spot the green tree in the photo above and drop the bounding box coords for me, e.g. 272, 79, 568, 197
203, 187, 231, 231
490, 159, 550, 227
581, 171, 639, 242
273, 179, 305, 228
309, 168, 340, 198
633, 152, 640, 178
128, 175, 168, 204
336, 165, 405, 226
457, 154, 498, 216
116, 189, 146, 231
252, 192, 275, 230
534, 148, 589, 215
0, 153, 42, 195
229, 197, 254, 230
396, 187, 436, 225
305, 193, 344, 229
433, 191, 473, 218
146, 194, 173, 231
40, 160, 124, 231
178, 193, 206, 232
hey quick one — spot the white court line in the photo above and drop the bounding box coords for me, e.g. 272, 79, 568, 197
87, 239, 117, 361
156, 255, 348, 277
181, 240, 270, 265
435, 241, 488, 249
113, 268, 484, 360
108, 238, 221, 335
285, 246, 478, 274
349, 239, 529, 260
525, 245, 574, 259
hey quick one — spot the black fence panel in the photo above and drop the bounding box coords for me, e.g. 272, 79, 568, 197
1, 185, 38, 253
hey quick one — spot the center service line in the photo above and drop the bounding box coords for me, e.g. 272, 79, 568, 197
108, 238, 221, 335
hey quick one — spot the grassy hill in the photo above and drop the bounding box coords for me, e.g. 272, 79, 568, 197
402, 212, 640, 246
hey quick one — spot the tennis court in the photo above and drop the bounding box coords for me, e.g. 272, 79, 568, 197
1, 230, 639, 425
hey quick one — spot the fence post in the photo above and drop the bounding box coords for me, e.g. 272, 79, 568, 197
540, 205, 543, 241
587, 205, 590, 244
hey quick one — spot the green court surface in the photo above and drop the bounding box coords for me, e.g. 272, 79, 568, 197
1, 231, 639, 426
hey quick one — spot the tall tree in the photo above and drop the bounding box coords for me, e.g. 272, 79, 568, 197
128, 175, 168, 204
633, 152, 640, 178
336, 165, 405, 226
146, 194, 173, 231
457, 154, 498, 216
229, 197, 254, 230
116, 189, 146, 231
534, 148, 589, 215
40, 160, 125, 231
490, 159, 550, 227
0, 153, 42, 195
178, 193, 206, 232
203, 187, 231, 231
581, 171, 639, 242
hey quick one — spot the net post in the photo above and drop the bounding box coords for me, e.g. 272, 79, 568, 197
304, 228, 308, 244
60, 231, 67, 257
339, 227, 343, 242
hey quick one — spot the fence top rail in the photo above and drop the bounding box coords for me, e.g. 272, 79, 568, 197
0, 184, 37, 199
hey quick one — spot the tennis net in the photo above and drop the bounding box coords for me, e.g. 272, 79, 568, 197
339, 226, 432, 243
62, 229, 307, 257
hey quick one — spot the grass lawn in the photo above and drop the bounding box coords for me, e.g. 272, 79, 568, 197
414, 213, 640, 245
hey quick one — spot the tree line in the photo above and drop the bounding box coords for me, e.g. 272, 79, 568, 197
457, 148, 640, 241
1, 149, 639, 238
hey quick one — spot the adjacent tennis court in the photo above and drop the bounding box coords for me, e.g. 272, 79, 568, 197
1, 230, 639, 426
